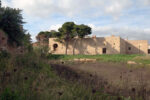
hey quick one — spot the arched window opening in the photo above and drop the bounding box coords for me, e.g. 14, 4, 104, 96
53, 44, 58, 51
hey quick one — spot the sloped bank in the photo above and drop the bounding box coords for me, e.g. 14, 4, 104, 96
0, 52, 128, 100
50, 62, 150, 100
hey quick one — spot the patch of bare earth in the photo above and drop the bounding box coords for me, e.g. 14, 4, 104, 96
51, 61, 150, 100
67, 62, 150, 85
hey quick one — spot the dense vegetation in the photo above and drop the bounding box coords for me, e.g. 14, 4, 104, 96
0, 51, 132, 100
0, 3, 30, 47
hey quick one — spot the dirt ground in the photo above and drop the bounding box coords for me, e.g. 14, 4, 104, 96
63, 62, 150, 88
50, 61, 150, 99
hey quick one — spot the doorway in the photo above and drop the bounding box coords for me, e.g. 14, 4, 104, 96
102, 48, 107, 54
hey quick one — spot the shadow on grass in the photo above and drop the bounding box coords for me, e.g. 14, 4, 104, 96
47, 54, 66, 60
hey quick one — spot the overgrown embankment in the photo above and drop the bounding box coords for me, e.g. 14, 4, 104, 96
0, 51, 130, 100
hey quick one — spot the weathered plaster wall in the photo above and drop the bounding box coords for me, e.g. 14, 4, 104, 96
49, 36, 122, 55
49, 36, 148, 55
125, 40, 148, 54
120, 38, 126, 54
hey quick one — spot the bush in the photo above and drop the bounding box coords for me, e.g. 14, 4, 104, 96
0, 50, 10, 59
0, 88, 20, 100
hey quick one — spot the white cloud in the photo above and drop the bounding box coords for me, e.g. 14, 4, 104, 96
88, 24, 150, 42
2, 0, 150, 43
137, 0, 150, 6
3, 0, 133, 19
2, 0, 11, 7
49, 24, 62, 31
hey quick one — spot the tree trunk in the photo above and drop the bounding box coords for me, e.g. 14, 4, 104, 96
72, 38, 78, 55
65, 41, 69, 55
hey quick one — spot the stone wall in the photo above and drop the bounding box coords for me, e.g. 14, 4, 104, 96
49, 36, 148, 55
49, 36, 122, 55
125, 40, 148, 54
120, 38, 126, 54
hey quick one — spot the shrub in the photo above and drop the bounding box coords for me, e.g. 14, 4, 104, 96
0, 88, 20, 100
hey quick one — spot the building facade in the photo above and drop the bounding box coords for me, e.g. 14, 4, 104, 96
49, 35, 149, 55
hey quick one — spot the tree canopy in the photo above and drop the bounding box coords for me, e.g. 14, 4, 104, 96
73, 24, 91, 38
36, 30, 61, 43
36, 31, 51, 42
58, 22, 75, 40
56, 22, 92, 54
0, 7, 25, 46
0, 0, 1, 8
58, 22, 91, 40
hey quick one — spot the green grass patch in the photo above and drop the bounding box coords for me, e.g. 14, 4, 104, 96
133, 56, 150, 64
47, 54, 143, 63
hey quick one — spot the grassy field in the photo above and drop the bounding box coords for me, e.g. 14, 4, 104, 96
0, 51, 130, 100
47, 54, 150, 64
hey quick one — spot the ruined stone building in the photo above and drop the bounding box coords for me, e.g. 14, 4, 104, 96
49, 35, 149, 55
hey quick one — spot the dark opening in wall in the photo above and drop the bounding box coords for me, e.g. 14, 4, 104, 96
102, 48, 107, 54
53, 43, 58, 51
128, 47, 131, 50
148, 49, 150, 54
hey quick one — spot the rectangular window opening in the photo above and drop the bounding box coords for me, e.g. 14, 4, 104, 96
128, 47, 131, 50
103, 48, 107, 54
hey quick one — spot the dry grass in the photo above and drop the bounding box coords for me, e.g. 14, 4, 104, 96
54, 61, 150, 100
133, 55, 150, 64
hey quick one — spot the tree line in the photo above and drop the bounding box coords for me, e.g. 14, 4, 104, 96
36, 22, 92, 55
0, 0, 32, 51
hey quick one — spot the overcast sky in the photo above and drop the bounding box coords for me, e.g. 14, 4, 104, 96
2, 0, 150, 42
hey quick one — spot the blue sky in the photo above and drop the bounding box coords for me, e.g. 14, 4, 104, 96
2, 0, 150, 42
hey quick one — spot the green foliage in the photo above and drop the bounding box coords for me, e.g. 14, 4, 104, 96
22, 33, 33, 52
51, 31, 62, 38
0, 0, 1, 8
0, 50, 10, 58
73, 24, 92, 38
36, 31, 51, 42
58, 22, 75, 40
58, 22, 92, 40
0, 88, 20, 100
36, 30, 61, 42
0, 7, 25, 46
33, 45, 49, 58
0, 51, 10, 70
0, 51, 133, 100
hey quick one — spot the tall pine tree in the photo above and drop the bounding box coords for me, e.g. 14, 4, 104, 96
0, 0, 1, 8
